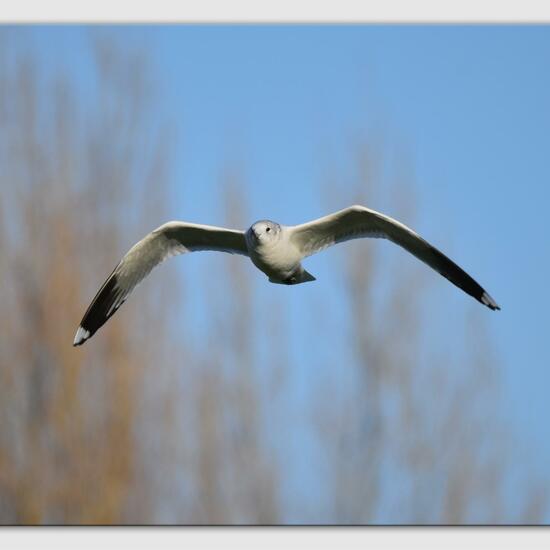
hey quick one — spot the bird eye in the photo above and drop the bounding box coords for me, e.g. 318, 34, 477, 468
266, 227, 271, 232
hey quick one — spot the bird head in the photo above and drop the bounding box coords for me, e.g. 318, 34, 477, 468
248, 220, 281, 244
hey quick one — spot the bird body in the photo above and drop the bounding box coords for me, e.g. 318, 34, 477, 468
246, 221, 314, 284
73, 205, 500, 347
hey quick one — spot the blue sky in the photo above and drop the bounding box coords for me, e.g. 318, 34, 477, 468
17, 25, 550, 518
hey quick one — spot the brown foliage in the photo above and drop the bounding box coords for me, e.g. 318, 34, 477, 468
0, 36, 173, 524
315, 141, 548, 524
0, 36, 281, 525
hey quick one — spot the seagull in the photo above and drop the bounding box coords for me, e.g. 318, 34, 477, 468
73, 205, 500, 346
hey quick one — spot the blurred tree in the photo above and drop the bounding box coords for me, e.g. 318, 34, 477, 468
0, 34, 178, 524
314, 141, 549, 524
0, 34, 281, 524
178, 173, 280, 524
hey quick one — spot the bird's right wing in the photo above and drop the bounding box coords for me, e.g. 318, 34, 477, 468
73, 221, 248, 346
289, 205, 500, 311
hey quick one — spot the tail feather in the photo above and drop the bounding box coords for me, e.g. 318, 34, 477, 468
300, 269, 316, 283
268, 268, 317, 285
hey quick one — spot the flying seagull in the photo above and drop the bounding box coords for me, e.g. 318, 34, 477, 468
73, 205, 500, 346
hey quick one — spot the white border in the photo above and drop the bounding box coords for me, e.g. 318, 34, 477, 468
2, 528, 550, 549
2, 4, 549, 549
1, 0, 550, 23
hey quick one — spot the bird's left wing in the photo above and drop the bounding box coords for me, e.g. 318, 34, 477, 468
288, 205, 500, 311
73, 221, 248, 346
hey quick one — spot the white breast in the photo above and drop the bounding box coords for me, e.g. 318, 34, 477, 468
248, 229, 302, 279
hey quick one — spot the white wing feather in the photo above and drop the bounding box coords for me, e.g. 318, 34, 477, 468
289, 205, 500, 311
73, 221, 247, 346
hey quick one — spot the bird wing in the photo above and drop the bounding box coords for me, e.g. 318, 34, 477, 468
73, 221, 248, 346
288, 205, 500, 311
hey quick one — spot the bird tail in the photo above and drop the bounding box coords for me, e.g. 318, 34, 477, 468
298, 269, 316, 283
268, 268, 316, 285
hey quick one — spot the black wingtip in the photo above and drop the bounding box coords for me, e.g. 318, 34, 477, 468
73, 326, 91, 346
481, 291, 500, 311
72, 270, 125, 347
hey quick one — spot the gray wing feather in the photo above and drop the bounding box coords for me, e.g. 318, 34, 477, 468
73, 222, 247, 346
289, 205, 500, 311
